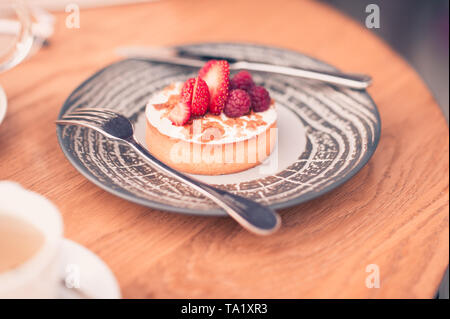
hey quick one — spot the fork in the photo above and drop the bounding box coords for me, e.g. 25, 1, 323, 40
56, 108, 281, 235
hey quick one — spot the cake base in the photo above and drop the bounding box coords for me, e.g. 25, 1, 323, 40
145, 120, 277, 175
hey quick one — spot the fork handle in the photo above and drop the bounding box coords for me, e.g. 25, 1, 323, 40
125, 136, 281, 235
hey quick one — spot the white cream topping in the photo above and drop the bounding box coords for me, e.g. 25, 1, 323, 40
145, 82, 277, 145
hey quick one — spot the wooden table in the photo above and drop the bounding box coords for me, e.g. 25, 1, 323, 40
0, 0, 448, 298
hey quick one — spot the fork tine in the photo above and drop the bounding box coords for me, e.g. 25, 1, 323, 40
56, 119, 85, 125
55, 118, 116, 140
55, 118, 97, 128
68, 109, 110, 120
55, 118, 105, 134
75, 108, 121, 116
61, 114, 105, 123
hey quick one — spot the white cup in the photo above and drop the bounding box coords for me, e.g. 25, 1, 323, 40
0, 181, 63, 298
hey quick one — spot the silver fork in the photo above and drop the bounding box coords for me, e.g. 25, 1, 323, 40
56, 108, 281, 235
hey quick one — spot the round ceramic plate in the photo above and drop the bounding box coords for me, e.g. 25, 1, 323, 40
56, 43, 381, 216
0, 85, 7, 126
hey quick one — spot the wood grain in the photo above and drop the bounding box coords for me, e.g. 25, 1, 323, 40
0, 0, 448, 298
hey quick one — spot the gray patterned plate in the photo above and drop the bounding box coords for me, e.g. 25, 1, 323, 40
56, 43, 381, 216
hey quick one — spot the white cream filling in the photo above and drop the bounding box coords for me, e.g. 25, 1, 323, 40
145, 82, 277, 145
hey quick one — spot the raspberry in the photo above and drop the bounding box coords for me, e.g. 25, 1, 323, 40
230, 70, 255, 92
224, 89, 251, 118
249, 86, 271, 112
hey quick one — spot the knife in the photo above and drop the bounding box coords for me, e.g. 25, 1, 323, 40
116, 46, 372, 90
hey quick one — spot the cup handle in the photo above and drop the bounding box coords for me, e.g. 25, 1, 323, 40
0, 0, 33, 73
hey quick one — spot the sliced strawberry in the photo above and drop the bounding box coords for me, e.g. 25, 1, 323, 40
180, 78, 196, 105
168, 100, 190, 126
191, 77, 210, 116
180, 77, 210, 116
198, 60, 230, 115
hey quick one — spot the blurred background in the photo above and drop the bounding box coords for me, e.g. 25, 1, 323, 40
321, 0, 449, 300
321, 0, 449, 122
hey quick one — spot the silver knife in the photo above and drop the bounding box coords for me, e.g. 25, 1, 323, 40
116, 46, 372, 90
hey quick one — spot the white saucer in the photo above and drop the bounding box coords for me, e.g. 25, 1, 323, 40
0, 85, 6, 126
59, 239, 121, 299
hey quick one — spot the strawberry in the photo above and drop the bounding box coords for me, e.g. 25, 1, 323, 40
180, 78, 196, 105
198, 60, 230, 115
191, 78, 210, 116
181, 77, 210, 116
168, 100, 190, 126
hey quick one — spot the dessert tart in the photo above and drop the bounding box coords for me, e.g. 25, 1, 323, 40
145, 61, 277, 175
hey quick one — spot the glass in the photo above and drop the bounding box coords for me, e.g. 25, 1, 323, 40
0, 0, 33, 73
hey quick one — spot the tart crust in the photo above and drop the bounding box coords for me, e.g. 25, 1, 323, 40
145, 119, 277, 175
